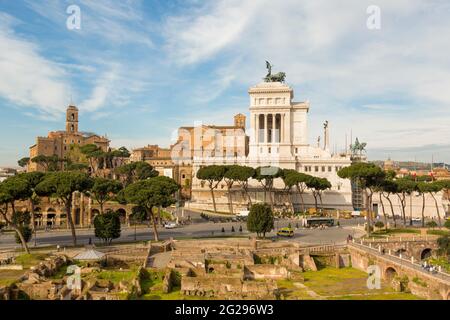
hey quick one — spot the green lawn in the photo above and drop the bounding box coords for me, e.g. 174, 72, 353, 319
427, 229, 450, 236
369, 228, 421, 238
14, 253, 49, 268
300, 267, 419, 299
94, 268, 137, 284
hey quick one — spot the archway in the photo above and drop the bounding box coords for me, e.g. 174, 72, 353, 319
385, 267, 398, 282
420, 248, 433, 260
116, 208, 127, 224
46, 208, 56, 227
75, 209, 81, 225
34, 207, 42, 227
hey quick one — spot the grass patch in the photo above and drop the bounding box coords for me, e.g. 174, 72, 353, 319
412, 277, 428, 287
302, 267, 392, 296
15, 253, 49, 268
427, 229, 450, 236
369, 228, 421, 238
0, 270, 24, 286
95, 269, 137, 284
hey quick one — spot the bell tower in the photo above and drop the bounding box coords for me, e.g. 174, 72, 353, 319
66, 105, 79, 133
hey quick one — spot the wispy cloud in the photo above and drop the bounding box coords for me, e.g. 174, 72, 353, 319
0, 13, 70, 118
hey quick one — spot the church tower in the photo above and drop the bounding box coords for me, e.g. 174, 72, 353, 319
66, 105, 79, 133
234, 113, 246, 129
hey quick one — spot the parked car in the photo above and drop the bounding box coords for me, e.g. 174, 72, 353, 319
164, 222, 177, 229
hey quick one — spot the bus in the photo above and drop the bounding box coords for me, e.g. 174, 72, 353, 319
303, 217, 335, 228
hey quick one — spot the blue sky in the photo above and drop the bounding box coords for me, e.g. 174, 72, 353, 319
1, 0, 450, 167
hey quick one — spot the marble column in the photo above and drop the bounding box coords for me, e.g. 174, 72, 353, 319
255, 114, 259, 144
272, 114, 276, 144
282, 114, 285, 143
264, 114, 268, 144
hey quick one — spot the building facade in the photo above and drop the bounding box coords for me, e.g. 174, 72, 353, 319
28, 105, 110, 172
189, 80, 354, 212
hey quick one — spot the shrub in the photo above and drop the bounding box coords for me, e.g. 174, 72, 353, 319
247, 203, 274, 239
444, 219, 450, 230
426, 221, 438, 229
437, 235, 450, 257
94, 211, 121, 245
374, 221, 384, 228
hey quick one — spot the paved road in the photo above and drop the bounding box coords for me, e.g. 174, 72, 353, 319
0, 211, 366, 250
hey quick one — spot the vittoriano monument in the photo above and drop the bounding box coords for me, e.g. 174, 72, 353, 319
264, 61, 286, 83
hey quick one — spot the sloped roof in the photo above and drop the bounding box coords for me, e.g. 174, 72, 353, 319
73, 249, 106, 261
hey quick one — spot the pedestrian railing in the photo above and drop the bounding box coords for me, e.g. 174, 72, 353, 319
349, 240, 450, 283
362, 235, 438, 243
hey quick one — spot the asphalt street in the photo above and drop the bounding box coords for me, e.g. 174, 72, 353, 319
0, 211, 367, 250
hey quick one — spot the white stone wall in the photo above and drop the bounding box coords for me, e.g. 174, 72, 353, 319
372, 192, 447, 219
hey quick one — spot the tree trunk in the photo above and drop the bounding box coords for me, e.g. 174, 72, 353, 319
227, 187, 234, 214
379, 193, 388, 231
313, 193, 318, 212
384, 193, 396, 228
296, 185, 305, 213
409, 193, 413, 226
210, 185, 217, 213
65, 200, 77, 246
318, 193, 324, 215
288, 190, 295, 214
30, 199, 36, 232
1, 204, 30, 254
421, 193, 425, 227
430, 193, 442, 227
149, 207, 159, 241
269, 187, 274, 211
397, 193, 406, 225
243, 184, 252, 207
366, 189, 372, 236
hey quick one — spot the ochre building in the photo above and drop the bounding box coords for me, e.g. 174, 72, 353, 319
28, 105, 110, 171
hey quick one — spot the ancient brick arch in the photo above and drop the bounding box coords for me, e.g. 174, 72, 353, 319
420, 248, 433, 260
384, 266, 398, 281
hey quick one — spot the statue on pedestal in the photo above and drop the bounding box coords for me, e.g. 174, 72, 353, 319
264, 61, 286, 83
